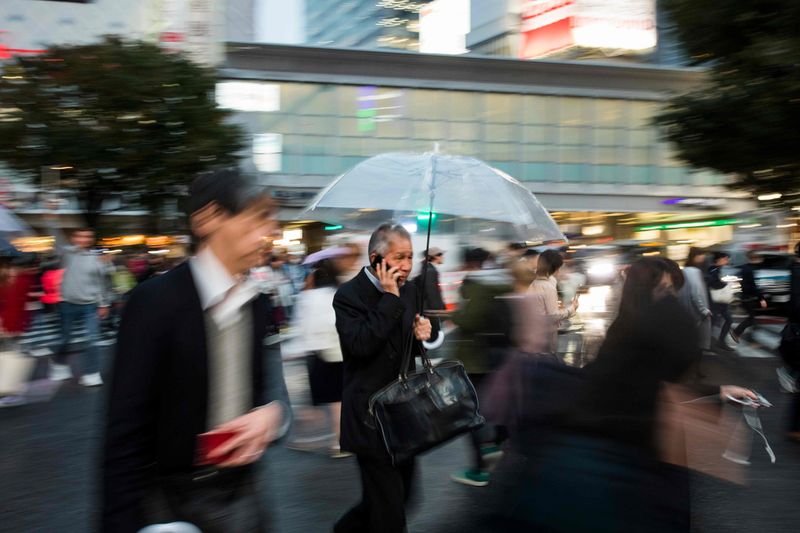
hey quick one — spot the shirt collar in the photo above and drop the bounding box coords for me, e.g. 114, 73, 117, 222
190, 247, 239, 311
364, 266, 385, 293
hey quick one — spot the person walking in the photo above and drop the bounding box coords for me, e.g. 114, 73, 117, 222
731, 250, 768, 343
450, 248, 511, 487
291, 258, 349, 458
333, 223, 436, 533
487, 257, 759, 532
414, 247, 446, 312
48, 228, 111, 387
529, 249, 578, 353
102, 169, 291, 533
784, 242, 800, 441
707, 252, 734, 352
678, 247, 712, 352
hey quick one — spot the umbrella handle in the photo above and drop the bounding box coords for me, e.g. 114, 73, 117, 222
399, 157, 437, 375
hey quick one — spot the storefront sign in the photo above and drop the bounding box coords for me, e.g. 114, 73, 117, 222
519, 0, 656, 59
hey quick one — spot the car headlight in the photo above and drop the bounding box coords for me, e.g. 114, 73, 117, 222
587, 261, 615, 276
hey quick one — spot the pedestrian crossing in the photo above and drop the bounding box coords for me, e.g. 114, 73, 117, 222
18, 312, 117, 355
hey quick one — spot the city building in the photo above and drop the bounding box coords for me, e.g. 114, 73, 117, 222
220, 43, 756, 248
466, 0, 685, 66
305, 0, 432, 52
1, 0, 225, 65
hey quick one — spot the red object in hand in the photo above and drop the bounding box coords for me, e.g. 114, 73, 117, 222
195, 431, 238, 466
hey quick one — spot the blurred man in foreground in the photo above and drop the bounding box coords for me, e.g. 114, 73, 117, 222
102, 169, 290, 533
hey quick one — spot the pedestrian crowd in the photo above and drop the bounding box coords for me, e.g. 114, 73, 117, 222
1, 169, 798, 532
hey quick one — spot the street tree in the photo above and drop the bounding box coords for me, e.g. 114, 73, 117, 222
655, 0, 800, 204
0, 36, 245, 230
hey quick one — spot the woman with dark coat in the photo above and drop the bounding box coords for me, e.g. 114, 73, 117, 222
486, 257, 757, 532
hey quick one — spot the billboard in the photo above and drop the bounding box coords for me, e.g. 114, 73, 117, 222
159, 0, 225, 65
519, 0, 656, 59
419, 0, 470, 55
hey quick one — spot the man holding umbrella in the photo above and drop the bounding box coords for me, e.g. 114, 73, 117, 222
333, 223, 438, 533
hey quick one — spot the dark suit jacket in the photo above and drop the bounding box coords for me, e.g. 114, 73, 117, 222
101, 262, 289, 533
334, 268, 431, 457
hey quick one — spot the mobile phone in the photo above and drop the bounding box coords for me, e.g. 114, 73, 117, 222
195, 431, 237, 466
371, 254, 385, 270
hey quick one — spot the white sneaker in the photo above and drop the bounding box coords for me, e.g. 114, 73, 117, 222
79, 372, 103, 387
49, 363, 73, 381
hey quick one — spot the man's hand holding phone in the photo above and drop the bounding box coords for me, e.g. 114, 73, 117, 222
375, 257, 401, 297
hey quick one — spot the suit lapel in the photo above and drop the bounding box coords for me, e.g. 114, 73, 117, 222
354, 269, 404, 357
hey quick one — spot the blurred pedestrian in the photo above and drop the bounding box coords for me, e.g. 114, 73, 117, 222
731, 250, 768, 343
334, 242, 362, 284
40, 263, 63, 315
290, 258, 348, 458
102, 169, 291, 533
414, 246, 446, 312
48, 228, 110, 387
0, 250, 38, 407
529, 249, 578, 352
252, 252, 294, 326
678, 247, 712, 352
783, 242, 800, 441
488, 257, 758, 532
450, 248, 512, 487
707, 251, 734, 352
333, 223, 436, 533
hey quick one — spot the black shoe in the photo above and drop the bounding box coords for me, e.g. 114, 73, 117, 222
729, 330, 741, 344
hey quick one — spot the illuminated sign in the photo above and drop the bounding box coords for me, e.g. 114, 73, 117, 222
419, 0, 470, 55
216, 81, 280, 112
661, 198, 726, 209
519, 0, 656, 59
635, 219, 742, 232
357, 86, 405, 132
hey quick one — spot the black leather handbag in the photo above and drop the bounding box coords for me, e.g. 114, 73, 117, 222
368, 347, 485, 464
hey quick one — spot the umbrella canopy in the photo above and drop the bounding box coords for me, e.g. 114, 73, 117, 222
0, 205, 32, 236
300, 152, 564, 244
302, 246, 350, 266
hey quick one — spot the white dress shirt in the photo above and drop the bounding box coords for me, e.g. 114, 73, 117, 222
190, 247, 289, 434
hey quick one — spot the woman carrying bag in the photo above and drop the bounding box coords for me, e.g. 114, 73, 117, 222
707, 251, 735, 353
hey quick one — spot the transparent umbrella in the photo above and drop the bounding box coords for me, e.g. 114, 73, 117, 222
0, 205, 31, 237
300, 151, 564, 244
299, 151, 565, 313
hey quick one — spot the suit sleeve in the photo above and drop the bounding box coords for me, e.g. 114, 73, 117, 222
101, 287, 163, 533
334, 286, 406, 360
261, 338, 292, 441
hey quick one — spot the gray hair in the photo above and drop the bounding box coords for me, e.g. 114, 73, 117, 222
368, 223, 412, 257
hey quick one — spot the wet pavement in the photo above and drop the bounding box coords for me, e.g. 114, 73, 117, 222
2, 289, 799, 532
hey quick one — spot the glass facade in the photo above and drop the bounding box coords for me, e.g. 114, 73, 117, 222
229, 80, 724, 188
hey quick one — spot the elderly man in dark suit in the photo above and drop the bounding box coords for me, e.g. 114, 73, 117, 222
333, 223, 438, 533
102, 169, 291, 533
